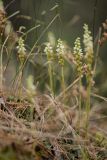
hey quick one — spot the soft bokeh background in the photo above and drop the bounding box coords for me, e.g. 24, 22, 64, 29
3, 0, 107, 44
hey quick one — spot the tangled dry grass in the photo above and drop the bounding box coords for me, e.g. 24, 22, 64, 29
0, 89, 107, 160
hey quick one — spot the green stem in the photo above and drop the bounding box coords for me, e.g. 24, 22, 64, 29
78, 78, 82, 128
17, 62, 24, 99
61, 66, 65, 97
18, 70, 23, 98
85, 81, 91, 134
48, 61, 54, 95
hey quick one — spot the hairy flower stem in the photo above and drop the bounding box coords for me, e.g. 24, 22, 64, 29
15, 62, 24, 99
61, 66, 65, 98
78, 78, 82, 129
48, 62, 54, 96
17, 65, 23, 99
85, 82, 91, 136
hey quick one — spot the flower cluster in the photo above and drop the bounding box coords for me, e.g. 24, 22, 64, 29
44, 42, 53, 61
0, 9, 6, 36
73, 24, 94, 83
83, 24, 94, 82
44, 39, 65, 65
17, 37, 26, 63
73, 37, 83, 76
56, 39, 65, 66
83, 24, 93, 55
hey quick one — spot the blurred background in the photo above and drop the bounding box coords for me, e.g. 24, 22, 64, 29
1, 0, 107, 96
3, 0, 107, 45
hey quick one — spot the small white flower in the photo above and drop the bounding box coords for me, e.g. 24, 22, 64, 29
44, 42, 53, 55
17, 37, 26, 54
83, 24, 93, 54
56, 39, 65, 55
73, 37, 83, 56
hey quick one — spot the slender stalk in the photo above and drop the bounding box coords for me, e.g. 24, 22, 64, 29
85, 81, 91, 135
48, 61, 54, 95
0, 48, 3, 91
61, 66, 65, 97
14, 61, 24, 99
78, 78, 82, 128
17, 67, 23, 98
14, 63, 23, 98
